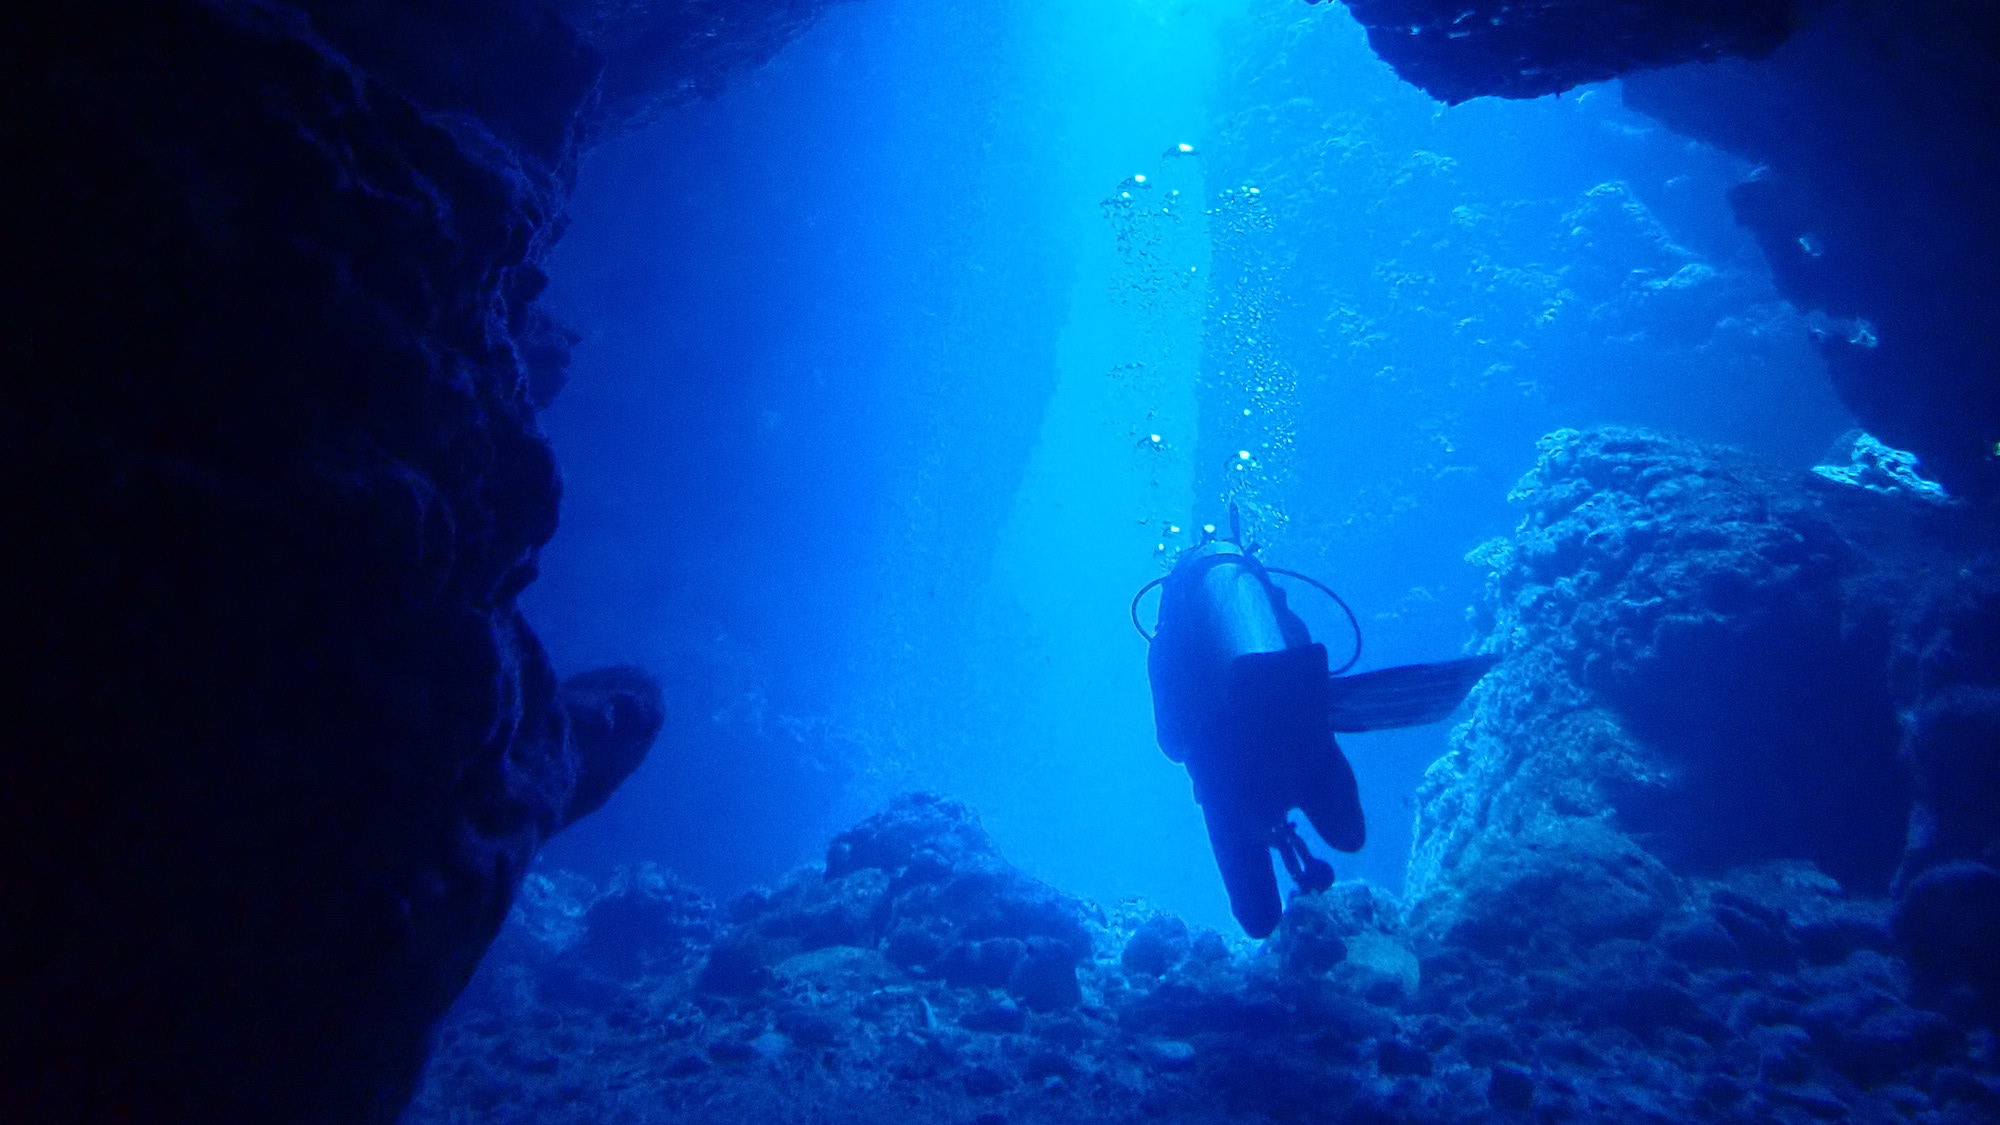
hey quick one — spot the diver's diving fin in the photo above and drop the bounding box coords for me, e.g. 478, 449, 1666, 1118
1326, 654, 1499, 733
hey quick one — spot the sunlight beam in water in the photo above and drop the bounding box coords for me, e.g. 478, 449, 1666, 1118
976, 0, 1256, 931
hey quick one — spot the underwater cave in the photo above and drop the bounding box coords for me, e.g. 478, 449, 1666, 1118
7, 1, 2000, 1123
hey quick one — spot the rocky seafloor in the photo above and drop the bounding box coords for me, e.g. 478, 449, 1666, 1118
411, 429, 2000, 1125
410, 796, 1999, 1125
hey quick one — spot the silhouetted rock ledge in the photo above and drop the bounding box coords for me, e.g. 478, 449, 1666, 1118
1335, 0, 2000, 498
0, 2, 839, 1122
1623, 1, 2000, 499
412, 793, 2000, 1125
1336, 0, 1796, 105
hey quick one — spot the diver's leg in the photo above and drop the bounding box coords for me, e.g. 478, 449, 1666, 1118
1201, 798, 1283, 938
1297, 738, 1365, 853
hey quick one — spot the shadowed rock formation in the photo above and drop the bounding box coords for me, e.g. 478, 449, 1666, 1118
1414, 427, 2000, 1017
0, 1, 837, 1121
1623, 1, 2000, 499
1329, 0, 2000, 1020
1336, 0, 2000, 498
558, 0, 860, 134
1423, 429, 1907, 897
1337, 0, 1796, 105
1889, 559, 2000, 1018
561, 665, 669, 828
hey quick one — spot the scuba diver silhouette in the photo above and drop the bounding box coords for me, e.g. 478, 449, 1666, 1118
1133, 506, 1496, 938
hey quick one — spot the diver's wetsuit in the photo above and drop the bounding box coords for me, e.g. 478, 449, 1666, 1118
1147, 551, 1365, 939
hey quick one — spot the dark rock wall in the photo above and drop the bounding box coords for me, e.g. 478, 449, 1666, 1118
1622, 1, 2000, 499
1890, 557, 2000, 1014
1332, 0, 2000, 1012
1337, 0, 1797, 105
0, 1, 835, 1121
558, 0, 859, 133
1445, 429, 1907, 889
5, 6, 567, 1118
1337, 0, 2000, 498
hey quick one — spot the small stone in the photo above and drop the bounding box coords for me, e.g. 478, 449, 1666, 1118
1362, 975, 1404, 1006
1375, 1036, 1432, 1077
1660, 916, 1742, 969
1142, 1039, 1196, 1070
1753, 1024, 1815, 1085
942, 937, 1026, 989
1696, 1073, 1745, 1108
960, 998, 1026, 1034
774, 1005, 845, 1046
1343, 933, 1421, 1001
1488, 1063, 1534, 1110
663, 1051, 710, 1078
1035, 1014, 1091, 1050
1188, 931, 1232, 964
1866, 1083, 1931, 1116
1776, 1082, 1850, 1120
1460, 1026, 1517, 1067
962, 1065, 1012, 1097
1122, 915, 1192, 977
1025, 1048, 1079, 1083
1932, 1066, 2000, 1108
1713, 903, 1796, 972
696, 935, 770, 996
506, 1046, 559, 1074
1832, 1002, 1965, 1085
1271, 894, 1350, 977
1794, 914, 1893, 964
1008, 936, 1082, 1011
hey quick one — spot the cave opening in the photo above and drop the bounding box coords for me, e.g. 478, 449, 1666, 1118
526, 0, 1859, 931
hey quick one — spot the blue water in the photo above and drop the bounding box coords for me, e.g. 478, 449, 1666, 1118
522, 0, 1850, 935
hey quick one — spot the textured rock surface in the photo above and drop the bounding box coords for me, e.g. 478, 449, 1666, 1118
0, 1, 835, 1121
556, 0, 860, 135
1337, 0, 1796, 105
561, 665, 671, 827
1337, 0, 2000, 498
1421, 429, 1907, 899
1623, 1, 2000, 499
412, 794, 2000, 1125
291, 0, 854, 156
1415, 426, 2000, 1017
1890, 558, 2000, 1018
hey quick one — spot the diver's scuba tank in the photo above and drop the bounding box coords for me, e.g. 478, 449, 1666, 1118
1135, 505, 1336, 765
1175, 540, 1294, 662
